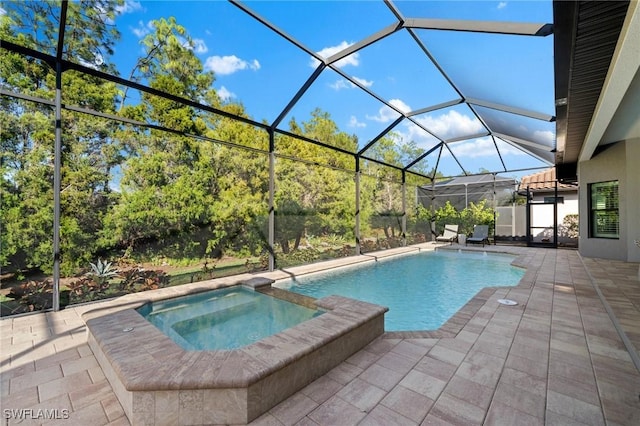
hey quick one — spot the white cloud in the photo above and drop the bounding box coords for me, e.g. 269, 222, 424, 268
366, 106, 398, 123
179, 37, 208, 54
497, 2, 508, 10
0, 7, 6, 15
117, 0, 143, 15
310, 41, 360, 68
389, 99, 411, 114
349, 116, 366, 128
353, 77, 373, 88
329, 77, 373, 91
446, 137, 528, 158
217, 86, 235, 102
415, 109, 483, 140
366, 99, 411, 123
131, 20, 153, 38
497, 140, 527, 156
192, 39, 208, 54
329, 79, 352, 90
448, 137, 498, 158
533, 130, 555, 145
204, 55, 260, 75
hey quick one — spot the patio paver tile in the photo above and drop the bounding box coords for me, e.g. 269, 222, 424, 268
496, 367, 546, 398
344, 349, 380, 370
269, 392, 319, 426
374, 351, 418, 375
301, 375, 343, 405
101, 393, 127, 422
442, 375, 494, 410
358, 362, 404, 391
428, 392, 486, 426
358, 404, 416, 426
412, 355, 457, 382
427, 343, 466, 367
67, 379, 116, 411
8, 363, 62, 394
464, 347, 507, 373
399, 369, 447, 401
492, 381, 546, 420
546, 390, 605, 426
484, 400, 543, 426
38, 370, 93, 403
455, 361, 501, 389
547, 370, 601, 406
307, 395, 366, 426
380, 385, 434, 423
335, 377, 387, 413
324, 361, 362, 385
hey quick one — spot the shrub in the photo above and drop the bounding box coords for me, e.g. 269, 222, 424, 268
67, 277, 110, 304
117, 268, 170, 293
561, 214, 579, 238
7, 279, 53, 312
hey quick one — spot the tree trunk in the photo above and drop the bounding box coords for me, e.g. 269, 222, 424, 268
294, 232, 302, 251
280, 239, 290, 254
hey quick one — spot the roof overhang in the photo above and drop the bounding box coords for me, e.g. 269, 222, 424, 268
553, 0, 637, 166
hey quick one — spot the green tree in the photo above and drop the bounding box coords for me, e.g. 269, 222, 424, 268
273, 110, 357, 253
459, 200, 495, 235
106, 17, 271, 263
1, 1, 123, 275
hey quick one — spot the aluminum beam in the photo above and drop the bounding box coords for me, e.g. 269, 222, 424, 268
403, 18, 553, 36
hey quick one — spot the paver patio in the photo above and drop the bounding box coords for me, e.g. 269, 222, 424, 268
2, 245, 639, 425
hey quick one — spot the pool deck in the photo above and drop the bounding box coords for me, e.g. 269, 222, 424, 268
2, 244, 640, 425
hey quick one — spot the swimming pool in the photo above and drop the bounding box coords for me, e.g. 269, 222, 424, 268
137, 286, 323, 350
276, 250, 525, 331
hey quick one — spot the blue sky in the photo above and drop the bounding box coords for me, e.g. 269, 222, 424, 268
107, 1, 556, 179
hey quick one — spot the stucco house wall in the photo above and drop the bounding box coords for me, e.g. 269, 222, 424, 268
579, 139, 640, 262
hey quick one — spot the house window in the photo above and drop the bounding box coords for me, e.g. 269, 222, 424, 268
543, 196, 564, 204
589, 180, 619, 238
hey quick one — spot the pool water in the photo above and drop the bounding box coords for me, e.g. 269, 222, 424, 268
137, 286, 323, 350
276, 250, 524, 331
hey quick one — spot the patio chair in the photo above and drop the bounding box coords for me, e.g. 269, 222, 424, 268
435, 224, 459, 244
466, 225, 489, 247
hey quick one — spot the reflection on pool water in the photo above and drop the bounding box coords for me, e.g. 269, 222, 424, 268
137, 286, 323, 350
276, 250, 524, 331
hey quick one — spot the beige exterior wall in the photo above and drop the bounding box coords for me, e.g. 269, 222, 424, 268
626, 139, 640, 262
578, 139, 640, 261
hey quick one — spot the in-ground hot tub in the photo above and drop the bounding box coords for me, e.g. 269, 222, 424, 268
83, 277, 387, 425
137, 285, 324, 351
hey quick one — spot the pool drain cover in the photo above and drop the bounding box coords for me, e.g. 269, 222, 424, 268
497, 299, 518, 306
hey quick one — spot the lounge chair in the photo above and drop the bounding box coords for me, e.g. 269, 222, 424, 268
466, 225, 489, 247
435, 224, 459, 244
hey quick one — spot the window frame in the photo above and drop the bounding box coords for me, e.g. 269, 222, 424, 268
543, 196, 564, 204
588, 180, 619, 239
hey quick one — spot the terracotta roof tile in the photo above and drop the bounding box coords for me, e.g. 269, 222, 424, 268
519, 168, 577, 191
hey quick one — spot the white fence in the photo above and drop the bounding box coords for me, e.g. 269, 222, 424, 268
496, 206, 526, 237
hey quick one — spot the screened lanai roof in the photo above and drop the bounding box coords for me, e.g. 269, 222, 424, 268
1, 0, 559, 180
417, 174, 517, 212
